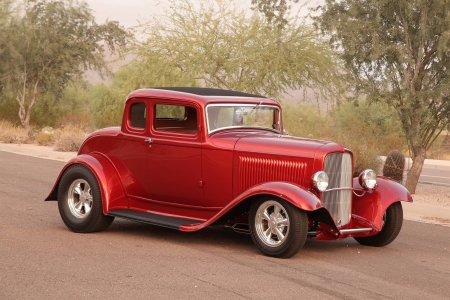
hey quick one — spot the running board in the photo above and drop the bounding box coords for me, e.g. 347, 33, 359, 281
339, 228, 373, 235
108, 209, 203, 230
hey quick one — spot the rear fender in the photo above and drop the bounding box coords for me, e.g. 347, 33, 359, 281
352, 176, 412, 231
45, 153, 127, 214
180, 181, 329, 232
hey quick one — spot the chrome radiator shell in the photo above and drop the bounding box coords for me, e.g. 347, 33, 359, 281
322, 152, 353, 226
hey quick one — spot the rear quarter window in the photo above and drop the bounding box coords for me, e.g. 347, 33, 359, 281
130, 102, 146, 129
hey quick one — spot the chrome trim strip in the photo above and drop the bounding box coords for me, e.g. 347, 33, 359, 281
339, 228, 373, 235
322, 187, 364, 193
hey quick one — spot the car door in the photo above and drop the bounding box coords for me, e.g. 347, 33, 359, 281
146, 101, 204, 207
110, 99, 150, 201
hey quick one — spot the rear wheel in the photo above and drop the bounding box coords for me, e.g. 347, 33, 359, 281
249, 197, 308, 258
57, 164, 114, 233
354, 202, 403, 247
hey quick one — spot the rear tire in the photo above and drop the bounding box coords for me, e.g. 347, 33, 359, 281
354, 202, 403, 247
249, 196, 308, 258
57, 164, 114, 233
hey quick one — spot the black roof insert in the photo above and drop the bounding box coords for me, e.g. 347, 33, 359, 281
151, 87, 265, 98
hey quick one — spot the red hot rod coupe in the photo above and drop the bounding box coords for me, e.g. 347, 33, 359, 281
46, 87, 412, 258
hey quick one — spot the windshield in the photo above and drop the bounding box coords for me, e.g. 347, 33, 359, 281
206, 104, 281, 134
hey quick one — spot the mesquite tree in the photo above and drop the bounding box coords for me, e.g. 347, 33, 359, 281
138, 0, 342, 100
314, 0, 450, 193
1, 0, 129, 129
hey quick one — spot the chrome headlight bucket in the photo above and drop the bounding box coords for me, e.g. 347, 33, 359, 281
359, 169, 377, 190
312, 171, 329, 192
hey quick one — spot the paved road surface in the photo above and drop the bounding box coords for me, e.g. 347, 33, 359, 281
420, 167, 450, 185
1, 151, 449, 299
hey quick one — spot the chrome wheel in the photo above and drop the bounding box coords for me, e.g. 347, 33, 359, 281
255, 200, 290, 247
67, 179, 93, 219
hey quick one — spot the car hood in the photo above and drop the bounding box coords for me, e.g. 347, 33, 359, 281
234, 133, 345, 159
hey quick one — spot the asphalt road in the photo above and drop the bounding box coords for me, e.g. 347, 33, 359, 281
420, 167, 450, 185
1, 151, 450, 300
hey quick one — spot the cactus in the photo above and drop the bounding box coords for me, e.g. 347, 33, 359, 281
383, 150, 405, 183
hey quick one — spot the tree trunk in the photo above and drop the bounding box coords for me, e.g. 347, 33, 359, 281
405, 146, 426, 194
15, 80, 38, 130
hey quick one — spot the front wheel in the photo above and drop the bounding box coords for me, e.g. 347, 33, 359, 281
57, 164, 114, 233
354, 202, 403, 247
249, 197, 308, 258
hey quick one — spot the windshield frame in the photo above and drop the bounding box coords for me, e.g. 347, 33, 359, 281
205, 103, 282, 135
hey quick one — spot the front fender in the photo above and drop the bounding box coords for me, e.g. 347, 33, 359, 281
45, 153, 127, 214
180, 181, 326, 232
351, 176, 412, 231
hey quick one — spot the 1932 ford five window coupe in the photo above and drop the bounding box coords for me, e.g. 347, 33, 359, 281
46, 87, 412, 258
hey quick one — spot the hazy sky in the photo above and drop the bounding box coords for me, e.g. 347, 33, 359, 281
85, 0, 322, 29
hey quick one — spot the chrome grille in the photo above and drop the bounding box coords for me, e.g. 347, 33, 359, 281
323, 152, 352, 226
239, 156, 306, 194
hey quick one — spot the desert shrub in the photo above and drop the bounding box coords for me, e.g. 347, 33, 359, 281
330, 100, 406, 175
282, 103, 331, 139
0, 120, 31, 144
34, 132, 55, 146
54, 127, 87, 152
426, 133, 450, 160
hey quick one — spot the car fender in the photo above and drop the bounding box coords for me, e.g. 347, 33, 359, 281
45, 152, 127, 214
351, 176, 413, 231
180, 181, 326, 232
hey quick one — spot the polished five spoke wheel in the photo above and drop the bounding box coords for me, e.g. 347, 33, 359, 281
67, 179, 93, 219
250, 197, 308, 258
255, 201, 290, 247
58, 165, 114, 233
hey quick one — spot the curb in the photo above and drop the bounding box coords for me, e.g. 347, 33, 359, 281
402, 202, 450, 227
0, 143, 76, 162
380, 155, 450, 171
418, 181, 450, 187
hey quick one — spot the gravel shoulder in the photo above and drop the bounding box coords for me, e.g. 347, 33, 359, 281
413, 183, 450, 207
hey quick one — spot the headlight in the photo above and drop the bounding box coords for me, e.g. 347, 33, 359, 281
359, 169, 377, 190
312, 171, 329, 192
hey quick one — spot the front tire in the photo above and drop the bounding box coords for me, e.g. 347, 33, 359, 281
354, 202, 403, 247
249, 197, 308, 258
57, 164, 114, 233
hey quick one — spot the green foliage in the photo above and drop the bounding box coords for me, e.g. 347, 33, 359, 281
331, 100, 406, 175
0, 0, 18, 91
314, 0, 450, 192
89, 83, 123, 128
137, 0, 342, 100
89, 59, 198, 128
282, 100, 406, 175
251, 0, 299, 30
1, 0, 130, 128
282, 103, 329, 139
383, 150, 405, 184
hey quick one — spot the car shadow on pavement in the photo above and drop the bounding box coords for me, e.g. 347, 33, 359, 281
104, 218, 372, 255
106, 218, 255, 248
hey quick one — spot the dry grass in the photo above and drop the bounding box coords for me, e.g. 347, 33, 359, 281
0, 120, 31, 144
34, 132, 54, 146
53, 126, 87, 152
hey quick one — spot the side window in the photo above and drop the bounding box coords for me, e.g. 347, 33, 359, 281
154, 104, 198, 134
130, 102, 146, 129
